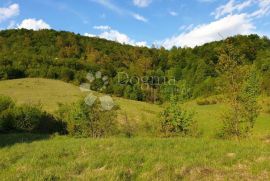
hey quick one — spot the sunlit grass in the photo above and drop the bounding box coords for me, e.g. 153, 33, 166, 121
0, 78, 269, 138
1, 78, 270, 180
0, 134, 270, 180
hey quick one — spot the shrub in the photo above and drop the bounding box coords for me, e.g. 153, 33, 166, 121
159, 96, 198, 137
0, 97, 66, 134
0, 95, 15, 132
0, 109, 14, 132
11, 105, 43, 132
0, 95, 15, 112
57, 99, 118, 138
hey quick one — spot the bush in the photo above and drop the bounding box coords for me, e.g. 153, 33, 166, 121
12, 105, 43, 132
0, 96, 66, 134
0, 95, 15, 132
0, 109, 14, 132
57, 99, 118, 138
0, 95, 15, 112
159, 96, 199, 137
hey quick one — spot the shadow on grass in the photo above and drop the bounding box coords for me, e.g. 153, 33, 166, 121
0, 133, 50, 148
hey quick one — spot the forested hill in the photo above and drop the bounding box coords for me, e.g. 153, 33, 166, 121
0, 29, 270, 102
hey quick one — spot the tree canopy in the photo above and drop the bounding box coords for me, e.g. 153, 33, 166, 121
0, 29, 269, 102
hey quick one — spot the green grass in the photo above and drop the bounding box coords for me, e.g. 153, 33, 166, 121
0, 78, 269, 138
0, 134, 270, 180
0, 78, 82, 113
0, 78, 160, 120
186, 100, 270, 138
1, 78, 270, 180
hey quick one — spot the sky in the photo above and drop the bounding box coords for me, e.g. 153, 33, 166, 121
0, 0, 269, 49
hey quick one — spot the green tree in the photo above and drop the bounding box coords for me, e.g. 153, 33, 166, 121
217, 40, 261, 138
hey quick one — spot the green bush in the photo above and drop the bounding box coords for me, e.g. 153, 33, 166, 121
57, 99, 118, 138
12, 105, 43, 132
0, 109, 14, 132
0, 95, 15, 132
2, 104, 66, 134
0, 95, 15, 112
0, 95, 66, 134
159, 96, 199, 137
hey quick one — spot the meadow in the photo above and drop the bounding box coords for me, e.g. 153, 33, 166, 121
0, 78, 270, 180
0, 78, 269, 138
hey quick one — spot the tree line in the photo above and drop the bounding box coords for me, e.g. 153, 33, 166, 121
0, 29, 269, 103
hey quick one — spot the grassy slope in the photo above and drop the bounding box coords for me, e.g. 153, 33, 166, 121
0, 78, 161, 135
0, 78, 269, 138
0, 78, 270, 180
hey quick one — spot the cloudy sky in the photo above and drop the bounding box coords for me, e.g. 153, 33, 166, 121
0, 0, 269, 48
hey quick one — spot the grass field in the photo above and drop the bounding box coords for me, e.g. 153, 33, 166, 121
1, 134, 270, 180
0, 78, 270, 180
0, 78, 269, 138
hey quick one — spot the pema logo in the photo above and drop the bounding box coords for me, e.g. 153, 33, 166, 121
79, 71, 114, 110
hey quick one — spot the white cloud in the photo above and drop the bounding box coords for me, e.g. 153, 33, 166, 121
135, 41, 148, 46
84, 33, 96, 37
93, 25, 111, 30
158, 0, 270, 49
179, 24, 194, 31
92, 0, 123, 14
212, 0, 253, 19
212, 0, 270, 19
99, 30, 130, 43
84, 28, 147, 47
132, 13, 148, 22
0, 3, 20, 23
91, 0, 149, 22
249, 0, 270, 18
169, 11, 178, 16
160, 14, 254, 49
17, 19, 51, 30
133, 0, 152, 7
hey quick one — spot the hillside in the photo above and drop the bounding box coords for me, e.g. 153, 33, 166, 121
1, 1, 270, 179
0, 29, 270, 103
0, 78, 269, 138
0, 79, 270, 180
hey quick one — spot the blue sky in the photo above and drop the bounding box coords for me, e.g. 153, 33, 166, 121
0, 0, 269, 48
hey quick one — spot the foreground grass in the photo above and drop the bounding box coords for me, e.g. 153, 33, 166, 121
0, 134, 270, 180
